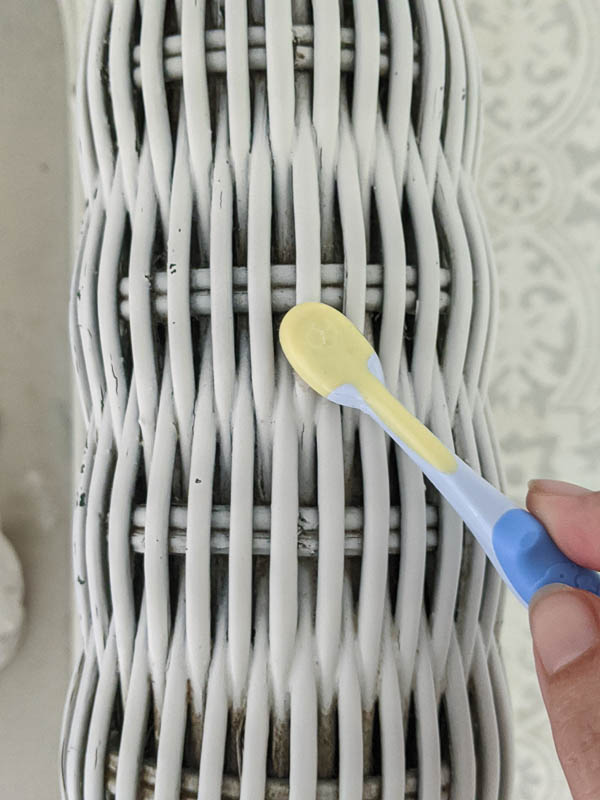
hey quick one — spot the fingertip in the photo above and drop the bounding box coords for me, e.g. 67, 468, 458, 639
529, 584, 600, 676
528, 479, 592, 498
528, 583, 600, 798
528, 581, 571, 612
526, 482, 600, 570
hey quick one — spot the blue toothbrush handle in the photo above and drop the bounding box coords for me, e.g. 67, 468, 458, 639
492, 509, 600, 606
350, 360, 600, 608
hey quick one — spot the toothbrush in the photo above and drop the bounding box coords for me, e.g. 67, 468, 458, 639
279, 302, 600, 606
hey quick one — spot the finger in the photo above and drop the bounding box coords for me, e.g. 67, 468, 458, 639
527, 479, 600, 569
530, 584, 600, 800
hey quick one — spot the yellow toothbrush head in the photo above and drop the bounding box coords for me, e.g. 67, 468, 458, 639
279, 302, 374, 396
279, 302, 457, 474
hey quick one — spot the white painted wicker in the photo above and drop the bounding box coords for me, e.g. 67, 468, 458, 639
60, 1, 514, 797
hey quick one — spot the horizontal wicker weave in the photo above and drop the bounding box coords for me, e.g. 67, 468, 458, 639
60, 0, 514, 798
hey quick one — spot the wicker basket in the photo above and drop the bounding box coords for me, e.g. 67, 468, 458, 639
60, 0, 514, 797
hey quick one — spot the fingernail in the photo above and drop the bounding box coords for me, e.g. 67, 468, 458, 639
528, 479, 591, 497
530, 585, 600, 675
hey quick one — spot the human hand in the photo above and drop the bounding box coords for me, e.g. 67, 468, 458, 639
527, 479, 600, 800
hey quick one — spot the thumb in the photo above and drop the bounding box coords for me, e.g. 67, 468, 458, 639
530, 584, 600, 799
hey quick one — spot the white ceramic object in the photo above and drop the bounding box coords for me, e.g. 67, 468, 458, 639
60, 0, 514, 797
0, 526, 24, 671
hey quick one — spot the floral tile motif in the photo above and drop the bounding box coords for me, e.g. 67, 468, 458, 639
468, 1, 600, 797
468, 0, 597, 137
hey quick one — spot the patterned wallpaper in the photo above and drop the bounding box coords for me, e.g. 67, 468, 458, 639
469, 1, 600, 796
471, 0, 600, 494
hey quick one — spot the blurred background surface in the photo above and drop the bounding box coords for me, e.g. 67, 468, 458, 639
0, 2, 71, 798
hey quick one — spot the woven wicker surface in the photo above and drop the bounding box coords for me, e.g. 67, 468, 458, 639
60, 1, 513, 797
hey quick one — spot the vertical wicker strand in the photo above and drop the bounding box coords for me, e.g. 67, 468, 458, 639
167, 110, 195, 481
210, 94, 236, 479
97, 163, 129, 444
154, 579, 188, 800
228, 329, 255, 759
128, 139, 160, 474
197, 602, 229, 798
269, 356, 299, 776
310, 0, 341, 260
292, 89, 321, 503
288, 564, 318, 799
87, 0, 115, 201
181, 0, 212, 261
114, 599, 152, 798
337, 578, 363, 798
109, 0, 140, 215
350, 0, 379, 224
108, 381, 141, 702
239, 576, 270, 799
378, 603, 405, 800
224, 0, 251, 260
186, 333, 217, 758
264, 0, 295, 258
140, 0, 172, 234
247, 81, 275, 498
83, 621, 119, 799
144, 355, 177, 728
336, 103, 366, 489
385, 0, 414, 191
314, 397, 344, 778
